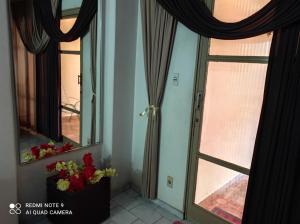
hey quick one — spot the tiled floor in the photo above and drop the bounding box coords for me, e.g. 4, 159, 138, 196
103, 189, 187, 224
39, 189, 188, 224
62, 115, 80, 144
199, 174, 248, 223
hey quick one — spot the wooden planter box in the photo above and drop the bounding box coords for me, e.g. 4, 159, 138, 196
47, 176, 110, 224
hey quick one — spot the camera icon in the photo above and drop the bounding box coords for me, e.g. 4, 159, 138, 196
9, 203, 22, 215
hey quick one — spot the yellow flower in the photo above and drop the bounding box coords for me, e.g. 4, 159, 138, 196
90, 169, 105, 184
22, 151, 35, 162
39, 149, 47, 158
105, 168, 117, 177
69, 170, 74, 176
57, 179, 70, 191
67, 160, 78, 171
49, 140, 55, 146
46, 148, 54, 154
56, 162, 67, 171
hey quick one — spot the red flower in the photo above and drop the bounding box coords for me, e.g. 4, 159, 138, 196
31, 146, 40, 159
63, 143, 73, 151
59, 170, 68, 179
55, 147, 64, 153
83, 153, 93, 166
56, 143, 73, 153
83, 166, 96, 180
46, 162, 57, 171
45, 151, 53, 158
69, 175, 85, 192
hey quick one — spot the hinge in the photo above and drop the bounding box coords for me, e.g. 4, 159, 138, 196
195, 91, 204, 109
78, 73, 82, 85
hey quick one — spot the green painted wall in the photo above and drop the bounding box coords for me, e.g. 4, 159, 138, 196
62, 0, 82, 10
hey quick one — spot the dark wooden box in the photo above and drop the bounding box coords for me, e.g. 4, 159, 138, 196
47, 176, 110, 224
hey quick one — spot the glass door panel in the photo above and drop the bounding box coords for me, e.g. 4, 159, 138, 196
186, 1, 271, 224
61, 54, 81, 108
61, 54, 81, 144
209, 34, 272, 57
200, 62, 267, 169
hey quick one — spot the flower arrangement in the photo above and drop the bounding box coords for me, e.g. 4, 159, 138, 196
47, 153, 117, 192
22, 141, 73, 163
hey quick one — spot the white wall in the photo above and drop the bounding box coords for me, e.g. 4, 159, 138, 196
0, 1, 19, 223
157, 25, 198, 211
131, 5, 147, 188
110, 0, 138, 190
101, 0, 116, 162
82, 27, 93, 146
131, 3, 199, 211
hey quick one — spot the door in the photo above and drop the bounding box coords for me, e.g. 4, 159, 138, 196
60, 14, 82, 145
186, 0, 272, 223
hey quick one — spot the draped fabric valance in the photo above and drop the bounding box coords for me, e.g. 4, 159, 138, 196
10, 0, 59, 53
33, 0, 97, 42
157, 0, 300, 39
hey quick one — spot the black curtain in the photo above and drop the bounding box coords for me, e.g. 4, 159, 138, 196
33, 0, 97, 42
35, 1, 62, 142
36, 40, 61, 141
157, 0, 300, 39
242, 24, 300, 224
157, 0, 300, 223
10, 0, 58, 54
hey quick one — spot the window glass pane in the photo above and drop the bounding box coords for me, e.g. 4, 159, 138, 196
209, 34, 272, 56
195, 159, 248, 224
199, 62, 267, 169
61, 54, 81, 143
60, 18, 80, 51
213, 0, 270, 22
209, 0, 272, 56
61, 54, 81, 110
